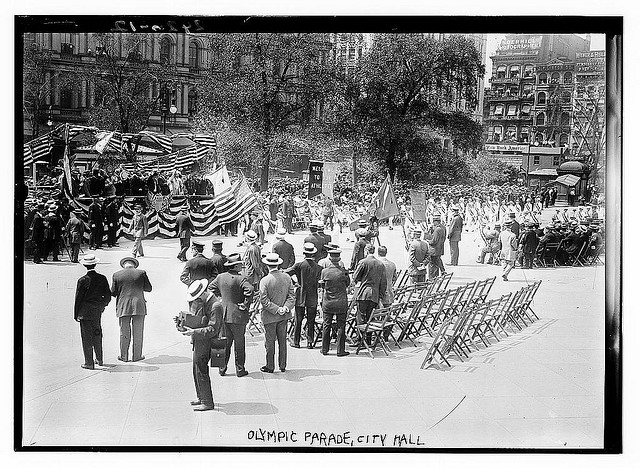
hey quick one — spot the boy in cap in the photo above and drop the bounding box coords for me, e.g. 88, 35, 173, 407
74, 254, 111, 369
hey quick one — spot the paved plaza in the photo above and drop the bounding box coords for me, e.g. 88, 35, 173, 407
21, 210, 605, 448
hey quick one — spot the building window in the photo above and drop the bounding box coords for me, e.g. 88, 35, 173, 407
189, 41, 200, 68
494, 104, 504, 115
520, 128, 530, 143
561, 91, 572, 104
505, 126, 517, 140
61, 42, 74, 55
188, 88, 198, 115
509, 65, 520, 78
559, 133, 569, 147
553, 155, 560, 166
560, 112, 570, 126
538, 73, 548, 84
60, 86, 73, 108
537, 92, 547, 105
550, 72, 560, 83
496, 65, 507, 79
507, 105, 517, 116
563, 72, 573, 84
521, 104, 531, 115
523, 64, 534, 78
536, 112, 545, 126
160, 37, 173, 64
493, 127, 503, 142
533, 155, 540, 165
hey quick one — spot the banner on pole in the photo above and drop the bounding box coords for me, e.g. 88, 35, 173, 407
367, 174, 400, 220
308, 160, 323, 199
321, 161, 339, 199
409, 189, 427, 222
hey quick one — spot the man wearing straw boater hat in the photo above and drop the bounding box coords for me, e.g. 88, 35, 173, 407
179, 278, 224, 411
74, 254, 111, 370
208, 253, 254, 377
286, 242, 323, 348
258, 252, 295, 373
272, 228, 295, 270
243, 230, 266, 291
111, 256, 153, 362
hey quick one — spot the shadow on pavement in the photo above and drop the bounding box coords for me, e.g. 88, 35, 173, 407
264, 368, 341, 382
105, 364, 160, 372
216, 401, 278, 416
141, 354, 191, 365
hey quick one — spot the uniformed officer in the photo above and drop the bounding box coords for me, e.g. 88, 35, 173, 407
426, 215, 446, 279
210, 240, 228, 279
407, 229, 429, 284
180, 240, 216, 286
175, 208, 195, 262
88, 197, 103, 250
447, 206, 463, 266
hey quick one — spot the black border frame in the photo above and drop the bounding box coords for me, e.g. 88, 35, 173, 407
14, 15, 623, 453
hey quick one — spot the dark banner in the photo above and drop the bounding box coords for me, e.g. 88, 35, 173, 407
308, 160, 323, 199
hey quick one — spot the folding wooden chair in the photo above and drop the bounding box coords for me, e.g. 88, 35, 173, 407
587, 243, 605, 266
420, 316, 454, 370
246, 293, 264, 337
434, 272, 453, 292
518, 280, 542, 323
394, 269, 408, 288
459, 302, 490, 352
473, 276, 497, 304
500, 288, 527, 331
355, 307, 392, 358
571, 242, 588, 266
540, 242, 560, 267
473, 294, 511, 345
394, 296, 426, 346
450, 282, 476, 317
382, 303, 407, 349
441, 303, 478, 360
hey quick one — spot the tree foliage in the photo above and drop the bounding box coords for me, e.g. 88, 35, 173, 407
195, 33, 335, 190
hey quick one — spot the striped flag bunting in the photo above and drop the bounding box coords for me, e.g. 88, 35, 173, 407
138, 130, 173, 153
69, 196, 221, 242
212, 177, 258, 224
23, 143, 33, 167
29, 135, 53, 164
191, 134, 217, 149
176, 149, 195, 170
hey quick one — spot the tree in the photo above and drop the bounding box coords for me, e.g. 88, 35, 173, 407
23, 42, 59, 138
347, 34, 485, 180
80, 33, 176, 136
196, 33, 335, 190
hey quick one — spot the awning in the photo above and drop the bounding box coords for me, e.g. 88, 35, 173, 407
528, 168, 558, 177
555, 174, 581, 186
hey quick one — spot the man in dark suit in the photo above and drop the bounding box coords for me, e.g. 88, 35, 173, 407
65, 209, 85, 263
286, 242, 323, 349
282, 195, 295, 233
111, 256, 153, 362
509, 212, 520, 238
210, 240, 227, 278
318, 248, 351, 356
30, 203, 45, 264
208, 253, 254, 377
74, 254, 111, 369
447, 206, 463, 266
272, 228, 295, 269
88, 197, 103, 250
349, 229, 369, 271
303, 222, 325, 262
427, 215, 446, 279
104, 195, 119, 247
352, 244, 388, 346
317, 222, 332, 260
178, 278, 224, 411
180, 240, 216, 286
176, 208, 195, 262
518, 223, 539, 269
407, 229, 429, 283
42, 204, 62, 262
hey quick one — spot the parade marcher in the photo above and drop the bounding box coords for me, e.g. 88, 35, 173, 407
477, 222, 501, 265
317, 221, 332, 259
179, 279, 224, 411
65, 209, 85, 263
352, 244, 388, 347
250, 213, 266, 245
272, 228, 295, 270
349, 228, 369, 271
42, 204, 62, 262
407, 229, 430, 284
258, 253, 295, 373
318, 247, 351, 357
175, 208, 195, 262
282, 194, 295, 234
447, 206, 463, 266
88, 197, 103, 250
210, 240, 228, 279
321, 196, 335, 231
286, 242, 323, 349
208, 253, 254, 377
74, 254, 111, 369
111, 256, 152, 362
104, 196, 119, 247
243, 230, 267, 291
509, 212, 520, 238
378, 246, 397, 308
426, 215, 447, 279
518, 223, 538, 269
130, 204, 148, 258
29, 203, 45, 264
304, 222, 326, 262
180, 240, 216, 286
499, 220, 518, 281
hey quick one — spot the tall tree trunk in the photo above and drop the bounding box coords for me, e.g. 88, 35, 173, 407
386, 143, 397, 182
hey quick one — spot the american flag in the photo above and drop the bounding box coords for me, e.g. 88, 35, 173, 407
23, 134, 53, 167
138, 130, 173, 153
192, 134, 216, 149
212, 176, 257, 224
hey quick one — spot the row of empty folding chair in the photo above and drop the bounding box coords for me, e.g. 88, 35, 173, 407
420, 280, 542, 370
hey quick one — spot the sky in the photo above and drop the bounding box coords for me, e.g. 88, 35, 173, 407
484, 33, 606, 81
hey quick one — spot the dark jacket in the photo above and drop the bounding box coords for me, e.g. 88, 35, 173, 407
272, 240, 295, 269
43, 212, 62, 241
88, 202, 103, 226
303, 233, 325, 262
105, 200, 119, 225
510, 220, 521, 238
176, 214, 194, 239
111, 267, 153, 318
181, 253, 217, 286
74, 270, 111, 321
287, 258, 322, 308
319, 263, 350, 314
208, 271, 254, 324
30, 211, 45, 242
210, 252, 227, 278
187, 292, 224, 344
448, 215, 463, 242
66, 217, 85, 244
350, 238, 368, 270
518, 230, 538, 254
427, 224, 446, 256
353, 254, 388, 304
